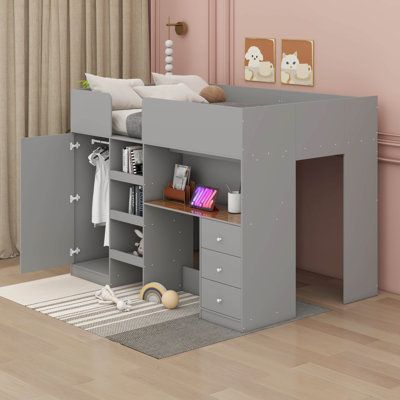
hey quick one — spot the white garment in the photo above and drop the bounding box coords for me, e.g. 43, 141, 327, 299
90, 152, 110, 246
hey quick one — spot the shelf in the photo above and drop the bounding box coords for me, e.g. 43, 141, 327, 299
110, 170, 144, 185
71, 257, 109, 285
110, 210, 143, 226
111, 134, 142, 144
109, 249, 144, 268
145, 200, 241, 226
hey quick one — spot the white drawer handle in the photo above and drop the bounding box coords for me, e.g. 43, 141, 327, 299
216, 237, 223, 242
216, 298, 223, 304
216, 267, 223, 273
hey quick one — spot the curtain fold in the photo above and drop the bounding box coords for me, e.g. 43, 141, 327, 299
0, 0, 150, 259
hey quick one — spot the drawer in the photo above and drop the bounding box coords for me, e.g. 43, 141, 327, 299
201, 249, 242, 288
201, 278, 242, 319
201, 219, 241, 257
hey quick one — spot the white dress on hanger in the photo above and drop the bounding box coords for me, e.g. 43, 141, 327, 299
89, 149, 109, 247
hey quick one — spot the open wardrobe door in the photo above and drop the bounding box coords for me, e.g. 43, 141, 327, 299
20, 133, 75, 272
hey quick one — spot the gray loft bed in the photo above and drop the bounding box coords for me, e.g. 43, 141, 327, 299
65, 86, 377, 331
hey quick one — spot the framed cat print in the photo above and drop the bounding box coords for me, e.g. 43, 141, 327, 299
281, 39, 314, 86
244, 38, 276, 83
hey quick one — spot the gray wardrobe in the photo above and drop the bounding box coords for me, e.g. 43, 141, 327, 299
20, 85, 378, 332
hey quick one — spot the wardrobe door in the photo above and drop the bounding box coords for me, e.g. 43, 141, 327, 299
20, 133, 75, 272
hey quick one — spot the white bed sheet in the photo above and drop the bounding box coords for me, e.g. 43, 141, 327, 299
112, 109, 142, 134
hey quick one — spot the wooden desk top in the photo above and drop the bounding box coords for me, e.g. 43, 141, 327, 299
144, 200, 241, 226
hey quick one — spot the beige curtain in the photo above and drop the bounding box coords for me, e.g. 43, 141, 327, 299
0, 0, 150, 258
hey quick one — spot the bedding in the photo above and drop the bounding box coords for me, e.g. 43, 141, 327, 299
112, 109, 142, 138
133, 83, 208, 103
152, 72, 208, 94
86, 73, 143, 110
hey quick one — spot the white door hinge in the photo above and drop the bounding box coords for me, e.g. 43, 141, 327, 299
69, 194, 81, 203
69, 247, 81, 257
70, 141, 80, 150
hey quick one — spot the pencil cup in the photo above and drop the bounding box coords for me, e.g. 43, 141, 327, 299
228, 191, 241, 214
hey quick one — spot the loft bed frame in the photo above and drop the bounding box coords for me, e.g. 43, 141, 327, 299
28, 86, 377, 332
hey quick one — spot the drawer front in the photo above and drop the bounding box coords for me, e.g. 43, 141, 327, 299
201, 219, 241, 257
201, 249, 242, 288
201, 278, 242, 319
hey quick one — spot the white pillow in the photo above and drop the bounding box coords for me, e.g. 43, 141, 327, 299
133, 83, 208, 103
85, 73, 144, 110
152, 72, 208, 94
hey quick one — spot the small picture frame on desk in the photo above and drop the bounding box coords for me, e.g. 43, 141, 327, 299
172, 164, 191, 190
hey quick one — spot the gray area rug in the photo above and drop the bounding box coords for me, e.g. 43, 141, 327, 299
107, 300, 329, 358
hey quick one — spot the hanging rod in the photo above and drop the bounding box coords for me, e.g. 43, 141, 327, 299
91, 139, 109, 145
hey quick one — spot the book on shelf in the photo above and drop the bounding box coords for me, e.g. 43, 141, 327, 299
128, 185, 143, 217
122, 145, 143, 175
122, 148, 128, 173
128, 187, 133, 214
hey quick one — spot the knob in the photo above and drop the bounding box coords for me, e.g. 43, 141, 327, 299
216, 267, 223, 273
216, 298, 223, 304
216, 237, 223, 242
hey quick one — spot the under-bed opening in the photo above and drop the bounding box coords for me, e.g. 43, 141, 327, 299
296, 155, 343, 306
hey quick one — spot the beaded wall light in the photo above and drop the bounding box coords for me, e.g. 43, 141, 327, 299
165, 17, 188, 74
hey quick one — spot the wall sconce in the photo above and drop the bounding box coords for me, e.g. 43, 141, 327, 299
166, 20, 188, 36
164, 17, 188, 74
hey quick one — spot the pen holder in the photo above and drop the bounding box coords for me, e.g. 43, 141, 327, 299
163, 181, 195, 204
228, 191, 241, 214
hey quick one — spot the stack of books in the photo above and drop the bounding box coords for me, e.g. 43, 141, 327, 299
128, 185, 143, 216
122, 145, 143, 175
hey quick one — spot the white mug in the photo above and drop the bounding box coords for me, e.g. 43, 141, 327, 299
228, 191, 241, 214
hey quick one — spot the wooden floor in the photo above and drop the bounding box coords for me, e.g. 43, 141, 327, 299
0, 258, 399, 400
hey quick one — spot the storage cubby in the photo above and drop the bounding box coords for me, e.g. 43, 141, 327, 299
110, 181, 143, 216
109, 259, 142, 286
109, 220, 143, 268
71, 258, 109, 286
110, 137, 143, 175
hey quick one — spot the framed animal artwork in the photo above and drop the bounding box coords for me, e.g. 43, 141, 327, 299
244, 38, 276, 83
281, 39, 314, 86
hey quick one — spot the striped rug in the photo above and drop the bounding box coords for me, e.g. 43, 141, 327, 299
27, 282, 200, 337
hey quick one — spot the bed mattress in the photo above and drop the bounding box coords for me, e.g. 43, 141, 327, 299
112, 109, 142, 139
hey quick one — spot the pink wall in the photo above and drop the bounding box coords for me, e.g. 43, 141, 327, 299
151, 0, 400, 292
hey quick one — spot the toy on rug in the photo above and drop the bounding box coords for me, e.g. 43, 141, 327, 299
139, 282, 167, 304
139, 282, 179, 309
133, 229, 143, 257
162, 290, 179, 309
95, 285, 131, 311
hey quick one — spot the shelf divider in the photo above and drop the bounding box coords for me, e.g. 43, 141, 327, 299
110, 210, 143, 226
110, 170, 144, 185
109, 249, 144, 268
111, 135, 142, 144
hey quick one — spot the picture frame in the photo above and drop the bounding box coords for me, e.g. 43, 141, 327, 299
281, 39, 314, 86
244, 38, 276, 83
